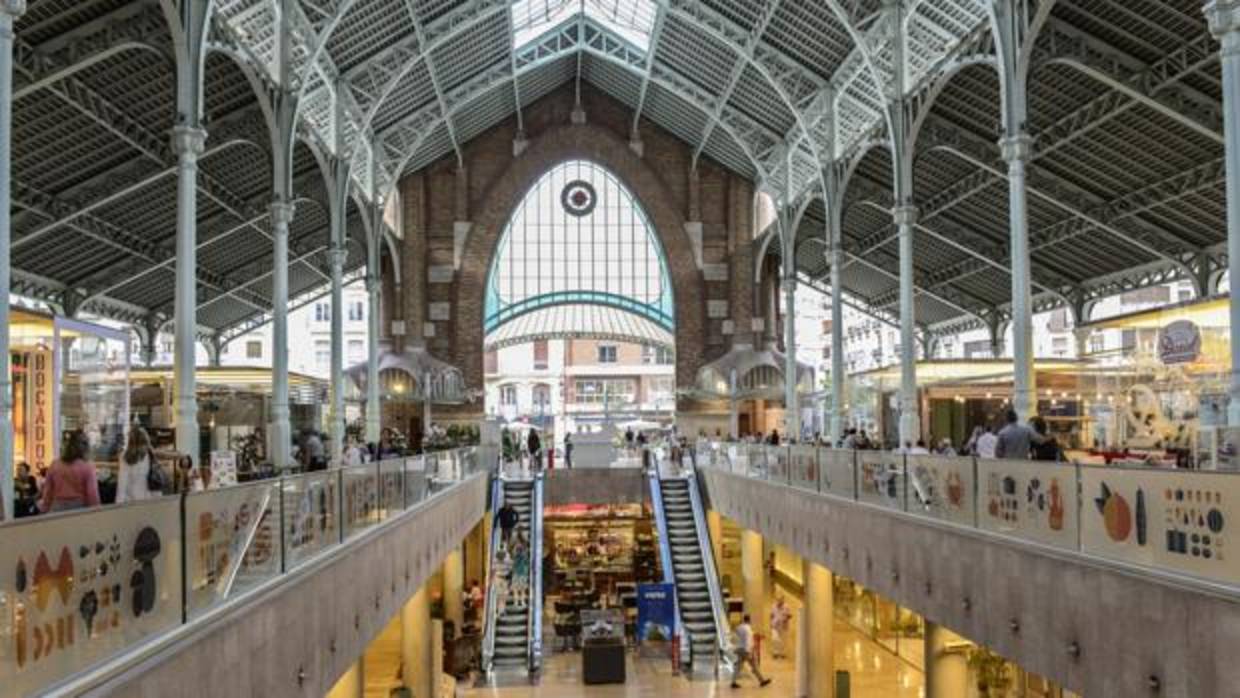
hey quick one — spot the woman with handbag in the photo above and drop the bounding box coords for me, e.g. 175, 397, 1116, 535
117, 426, 165, 502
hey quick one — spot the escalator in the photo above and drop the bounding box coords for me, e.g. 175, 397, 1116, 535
481, 474, 544, 678
653, 473, 732, 673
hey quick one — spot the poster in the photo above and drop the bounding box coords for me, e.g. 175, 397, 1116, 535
636, 583, 677, 644
0, 498, 182, 696
1080, 467, 1240, 585
209, 450, 238, 488
977, 459, 1077, 550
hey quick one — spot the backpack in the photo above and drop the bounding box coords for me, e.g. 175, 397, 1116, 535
145, 449, 169, 494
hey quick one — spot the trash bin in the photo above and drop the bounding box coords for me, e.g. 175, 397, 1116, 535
835, 669, 850, 698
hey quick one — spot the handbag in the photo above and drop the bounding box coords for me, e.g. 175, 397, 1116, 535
146, 449, 169, 494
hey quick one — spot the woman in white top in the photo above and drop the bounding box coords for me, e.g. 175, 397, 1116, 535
117, 426, 158, 503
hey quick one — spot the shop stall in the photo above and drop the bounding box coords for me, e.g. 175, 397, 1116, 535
9, 308, 130, 481
128, 367, 326, 474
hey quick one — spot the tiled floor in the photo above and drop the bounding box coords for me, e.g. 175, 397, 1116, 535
447, 618, 924, 698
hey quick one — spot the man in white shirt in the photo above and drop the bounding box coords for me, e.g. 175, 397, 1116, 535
732, 614, 772, 689
976, 427, 999, 459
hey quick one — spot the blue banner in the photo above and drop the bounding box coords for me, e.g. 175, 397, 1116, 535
636, 583, 677, 644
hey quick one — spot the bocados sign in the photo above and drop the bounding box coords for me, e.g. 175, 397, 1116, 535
1158, 320, 1201, 364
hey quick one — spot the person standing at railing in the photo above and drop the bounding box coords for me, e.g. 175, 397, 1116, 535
995, 410, 1045, 460
14, 462, 38, 517
343, 435, 364, 466
38, 430, 101, 513
1029, 417, 1064, 462
117, 426, 162, 503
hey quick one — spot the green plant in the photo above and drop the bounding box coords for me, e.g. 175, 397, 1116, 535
967, 647, 1012, 697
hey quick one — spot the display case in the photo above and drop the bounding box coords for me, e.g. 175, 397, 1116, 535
580, 608, 626, 684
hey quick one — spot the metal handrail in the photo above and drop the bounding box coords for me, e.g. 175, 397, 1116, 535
684, 471, 734, 670
528, 473, 545, 674
480, 476, 505, 675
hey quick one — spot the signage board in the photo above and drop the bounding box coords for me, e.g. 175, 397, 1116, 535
1159, 319, 1201, 364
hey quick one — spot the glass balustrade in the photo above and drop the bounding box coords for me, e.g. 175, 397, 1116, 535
696, 445, 1240, 591
0, 446, 487, 696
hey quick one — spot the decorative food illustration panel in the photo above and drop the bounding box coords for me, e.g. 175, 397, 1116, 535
789, 445, 818, 489
907, 455, 976, 527
342, 467, 380, 538
185, 481, 279, 616
857, 451, 904, 510
1080, 467, 1240, 583
819, 449, 857, 498
977, 459, 1077, 550
746, 445, 769, 478
766, 446, 790, 481
283, 472, 341, 570
0, 498, 182, 696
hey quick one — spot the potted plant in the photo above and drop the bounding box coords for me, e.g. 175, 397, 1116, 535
967, 647, 1012, 697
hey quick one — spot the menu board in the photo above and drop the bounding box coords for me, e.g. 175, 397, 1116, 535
1080, 467, 1240, 585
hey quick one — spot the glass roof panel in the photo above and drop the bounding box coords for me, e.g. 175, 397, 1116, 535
511, 0, 657, 51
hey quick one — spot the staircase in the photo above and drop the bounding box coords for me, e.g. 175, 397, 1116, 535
483, 478, 541, 675
658, 477, 727, 667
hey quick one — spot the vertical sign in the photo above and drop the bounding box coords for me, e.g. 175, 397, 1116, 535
636, 582, 677, 644
27, 347, 54, 470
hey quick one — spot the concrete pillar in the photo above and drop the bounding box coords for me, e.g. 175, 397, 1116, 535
328, 244, 347, 466
325, 658, 363, 698
0, 0, 21, 519
269, 201, 295, 469
465, 521, 486, 586
423, 370, 433, 441
1001, 134, 1036, 421
1206, 1, 1240, 425
741, 529, 766, 634
803, 559, 834, 698
782, 276, 800, 440
401, 584, 433, 698
924, 620, 952, 698
706, 509, 724, 580
894, 205, 920, 446
443, 547, 464, 633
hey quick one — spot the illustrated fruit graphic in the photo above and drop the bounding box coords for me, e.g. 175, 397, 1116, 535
1095, 482, 1132, 542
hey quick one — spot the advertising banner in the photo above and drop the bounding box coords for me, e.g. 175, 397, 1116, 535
1080, 466, 1240, 585
636, 583, 677, 644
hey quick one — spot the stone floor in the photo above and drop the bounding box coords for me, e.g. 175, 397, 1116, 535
360, 615, 925, 697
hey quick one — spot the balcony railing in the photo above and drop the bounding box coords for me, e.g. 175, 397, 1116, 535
694, 443, 1240, 591
0, 446, 493, 696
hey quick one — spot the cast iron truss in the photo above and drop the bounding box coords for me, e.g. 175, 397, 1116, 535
9, 0, 1231, 346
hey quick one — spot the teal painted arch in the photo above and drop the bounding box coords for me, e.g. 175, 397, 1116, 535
483, 159, 674, 335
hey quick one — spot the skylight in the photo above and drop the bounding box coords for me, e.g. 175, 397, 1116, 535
511, 0, 658, 51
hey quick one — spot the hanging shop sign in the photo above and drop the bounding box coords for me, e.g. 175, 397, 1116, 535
636, 583, 677, 644
1158, 320, 1201, 364
27, 347, 54, 470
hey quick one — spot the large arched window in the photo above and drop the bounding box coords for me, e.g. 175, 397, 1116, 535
484, 160, 673, 347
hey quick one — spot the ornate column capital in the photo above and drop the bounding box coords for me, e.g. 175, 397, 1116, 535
269, 200, 296, 230
998, 133, 1033, 164
0, 1, 26, 19
171, 125, 207, 160
326, 245, 348, 270
780, 276, 797, 294
892, 205, 920, 227
1206, 0, 1240, 40
365, 275, 381, 294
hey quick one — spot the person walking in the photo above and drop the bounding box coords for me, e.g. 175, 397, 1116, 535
732, 614, 772, 688
117, 426, 162, 503
496, 500, 520, 549
564, 433, 573, 469
13, 463, 38, 517
994, 410, 1045, 459
769, 596, 792, 660
527, 429, 542, 471
38, 430, 101, 513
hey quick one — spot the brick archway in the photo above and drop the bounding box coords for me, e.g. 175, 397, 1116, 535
457, 122, 706, 392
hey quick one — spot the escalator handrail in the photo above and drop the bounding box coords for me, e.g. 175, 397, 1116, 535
685, 471, 734, 664
480, 476, 505, 674
528, 473, 545, 674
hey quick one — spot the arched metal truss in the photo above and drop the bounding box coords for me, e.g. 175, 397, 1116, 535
5, 0, 1233, 344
